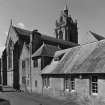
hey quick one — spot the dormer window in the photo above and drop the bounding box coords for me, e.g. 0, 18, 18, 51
54, 53, 64, 61
54, 57, 59, 61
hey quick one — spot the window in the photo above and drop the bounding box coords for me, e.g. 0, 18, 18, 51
8, 48, 12, 68
71, 77, 75, 90
59, 30, 63, 39
54, 53, 64, 61
64, 78, 70, 91
54, 57, 59, 61
22, 60, 25, 70
8, 39, 14, 69
35, 80, 37, 87
64, 77, 75, 91
43, 78, 45, 87
22, 76, 26, 84
33, 59, 38, 67
43, 77, 50, 88
91, 76, 98, 94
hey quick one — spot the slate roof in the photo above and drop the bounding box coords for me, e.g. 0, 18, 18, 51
32, 43, 61, 59
13, 26, 31, 36
40, 34, 79, 47
42, 39, 105, 74
13, 26, 78, 48
90, 31, 105, 41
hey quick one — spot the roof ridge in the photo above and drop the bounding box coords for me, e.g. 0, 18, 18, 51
41, 34, 79, 46
13, 25, 31, 32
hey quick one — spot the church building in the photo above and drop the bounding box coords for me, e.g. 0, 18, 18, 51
1, 5, 78, 93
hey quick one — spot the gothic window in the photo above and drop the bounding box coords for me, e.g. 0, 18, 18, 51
55, 29, 59, 39
59, 30, 63, 39
8, 47, 12, 68
60, 16, 63, 23
8, 39, 14, 69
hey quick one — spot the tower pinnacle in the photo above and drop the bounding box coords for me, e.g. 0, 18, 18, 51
10, 19, 13, 26
64, 0, 69, 16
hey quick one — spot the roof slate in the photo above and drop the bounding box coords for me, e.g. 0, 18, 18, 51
41, 35, 79, 47
42, 39, 105, 74
32, 43, 61, 58
13, 26, 31, 36
90, 31, 105, 41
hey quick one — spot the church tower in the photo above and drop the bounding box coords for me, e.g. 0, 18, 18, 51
55, 3, 78, 43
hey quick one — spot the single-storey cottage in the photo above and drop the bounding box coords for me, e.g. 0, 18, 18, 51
42, 39, 105, 99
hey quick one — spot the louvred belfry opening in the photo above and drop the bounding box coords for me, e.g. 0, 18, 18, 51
55, 4, 78, 44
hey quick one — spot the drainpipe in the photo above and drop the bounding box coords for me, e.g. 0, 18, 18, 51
0, 56, 3, 91
29, 32, 32, 93
42, 75, 43, 96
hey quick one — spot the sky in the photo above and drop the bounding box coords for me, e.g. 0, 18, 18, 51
0, 0, 105, 56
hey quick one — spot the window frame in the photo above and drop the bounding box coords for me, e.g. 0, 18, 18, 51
64, 77, 75, 92
91, 76, 98, 95
71, 77, 75, 91
7, 38, 14, 70
43, 77, 50, 88
64, 78, 70, 91
54, 53, 64, 61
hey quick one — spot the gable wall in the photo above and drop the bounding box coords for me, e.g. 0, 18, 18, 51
19, 44, 30, 91
6, 26, 18, 48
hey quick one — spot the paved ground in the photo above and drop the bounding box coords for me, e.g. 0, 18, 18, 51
0, 91, 64, 105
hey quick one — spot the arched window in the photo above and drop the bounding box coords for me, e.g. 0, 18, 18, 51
7, 38, 14, 70
59, 30, 63, 39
